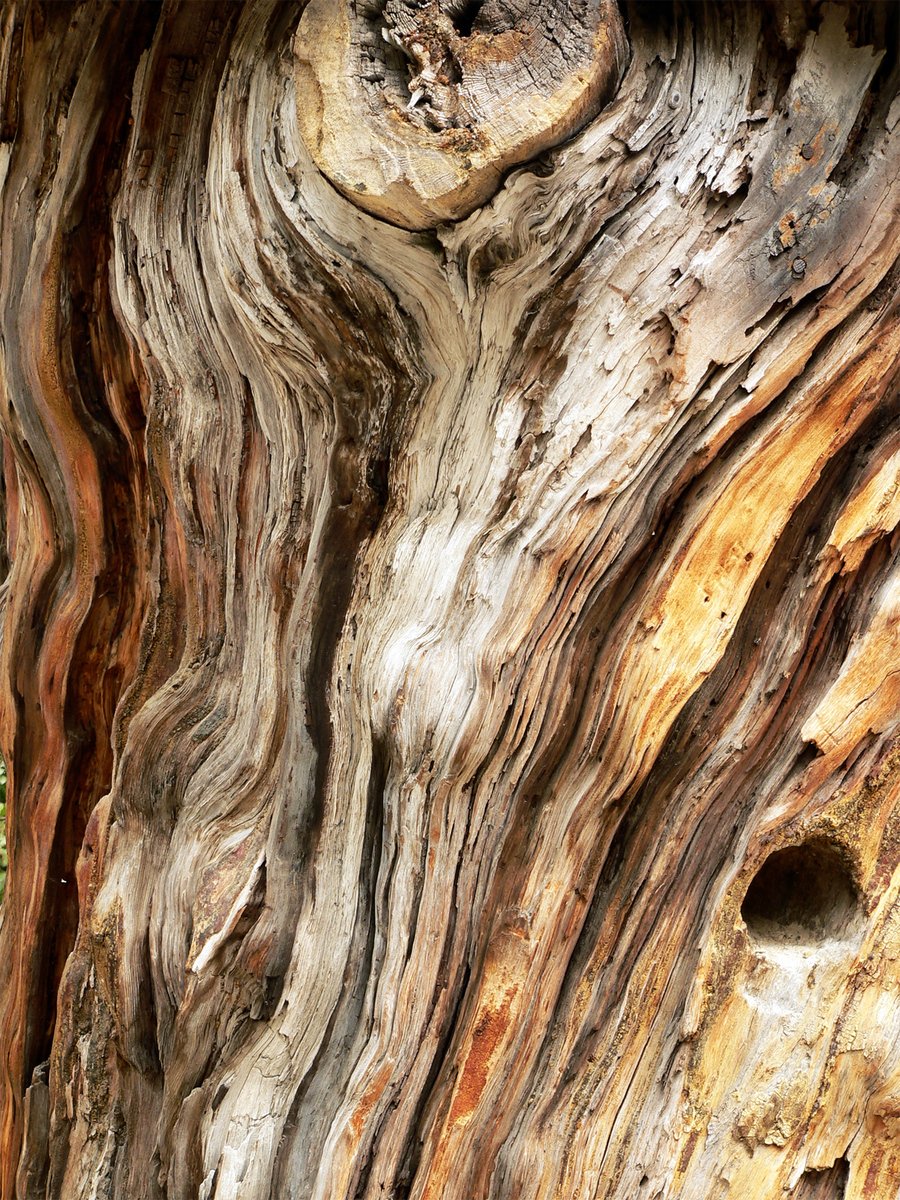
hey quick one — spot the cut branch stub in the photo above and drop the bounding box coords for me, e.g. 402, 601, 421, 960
293, 0, 628, 230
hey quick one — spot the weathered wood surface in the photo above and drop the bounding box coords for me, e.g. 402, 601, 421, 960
295, 0, 628, 228
0, 2, 898, 1198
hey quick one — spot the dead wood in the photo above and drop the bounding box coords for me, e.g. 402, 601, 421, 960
0, 2, 898, 1198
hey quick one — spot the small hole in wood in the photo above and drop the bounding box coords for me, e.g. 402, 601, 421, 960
451, 0, 483, 36
792, 1157, 849, 1198
741, 839, 860, 947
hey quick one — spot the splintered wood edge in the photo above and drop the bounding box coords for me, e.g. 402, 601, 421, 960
293, 0, 628, 231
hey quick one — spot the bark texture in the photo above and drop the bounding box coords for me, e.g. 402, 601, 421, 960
1, 2, 899, 1198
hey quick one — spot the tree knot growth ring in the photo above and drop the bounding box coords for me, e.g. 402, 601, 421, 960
293, 0, 628, 230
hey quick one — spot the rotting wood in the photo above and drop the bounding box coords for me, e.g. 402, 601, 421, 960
0, 2, 898, 1199
294, 0, 628, 229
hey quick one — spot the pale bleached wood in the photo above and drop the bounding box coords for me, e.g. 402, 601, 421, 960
0, 3, 899, 1200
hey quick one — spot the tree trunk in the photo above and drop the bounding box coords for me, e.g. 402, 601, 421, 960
1, 2, 899, 1198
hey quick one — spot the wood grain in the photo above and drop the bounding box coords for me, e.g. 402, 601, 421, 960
0, 2, 898, 1198
294, 0, 627, 229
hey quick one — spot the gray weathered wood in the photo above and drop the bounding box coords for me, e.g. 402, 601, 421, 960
0, 2, 898, 1198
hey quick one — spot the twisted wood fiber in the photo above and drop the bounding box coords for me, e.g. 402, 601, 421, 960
0, 2, 898, 1198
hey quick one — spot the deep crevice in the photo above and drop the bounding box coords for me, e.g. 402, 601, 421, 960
793, 1157, 850, 1199
451, 0, 483, 37
535, 402, 898, 1099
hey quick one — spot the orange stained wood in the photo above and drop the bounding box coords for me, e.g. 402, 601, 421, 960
771, 123, 837, 192
37, 239, 103, 576
0, 225, 109, 1200
863, 1150, 885, 1197
419, 926, 530, 1200
418, 326, 900, 1200
447, 983, 517, 1127
630, 319, 900, 760
350, 1061, 394, 1138
675, 1127, 702, 1180
418, 324, 900, 1200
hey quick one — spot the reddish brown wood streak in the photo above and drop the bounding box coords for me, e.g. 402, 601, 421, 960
0, 2, 899, 1198
448, 985, 516, 1128
0, 5, 157, 1193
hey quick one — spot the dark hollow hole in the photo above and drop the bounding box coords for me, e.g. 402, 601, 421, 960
451, 0, 483, 36
792, 1157, 849, 1199
741, 840, 860, 946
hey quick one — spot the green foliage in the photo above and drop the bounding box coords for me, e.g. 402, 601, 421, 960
0, 757, 6, 904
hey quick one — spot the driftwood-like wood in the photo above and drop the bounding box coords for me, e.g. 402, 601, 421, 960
295, 0, 627, 228
0, 2, 899, 1198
